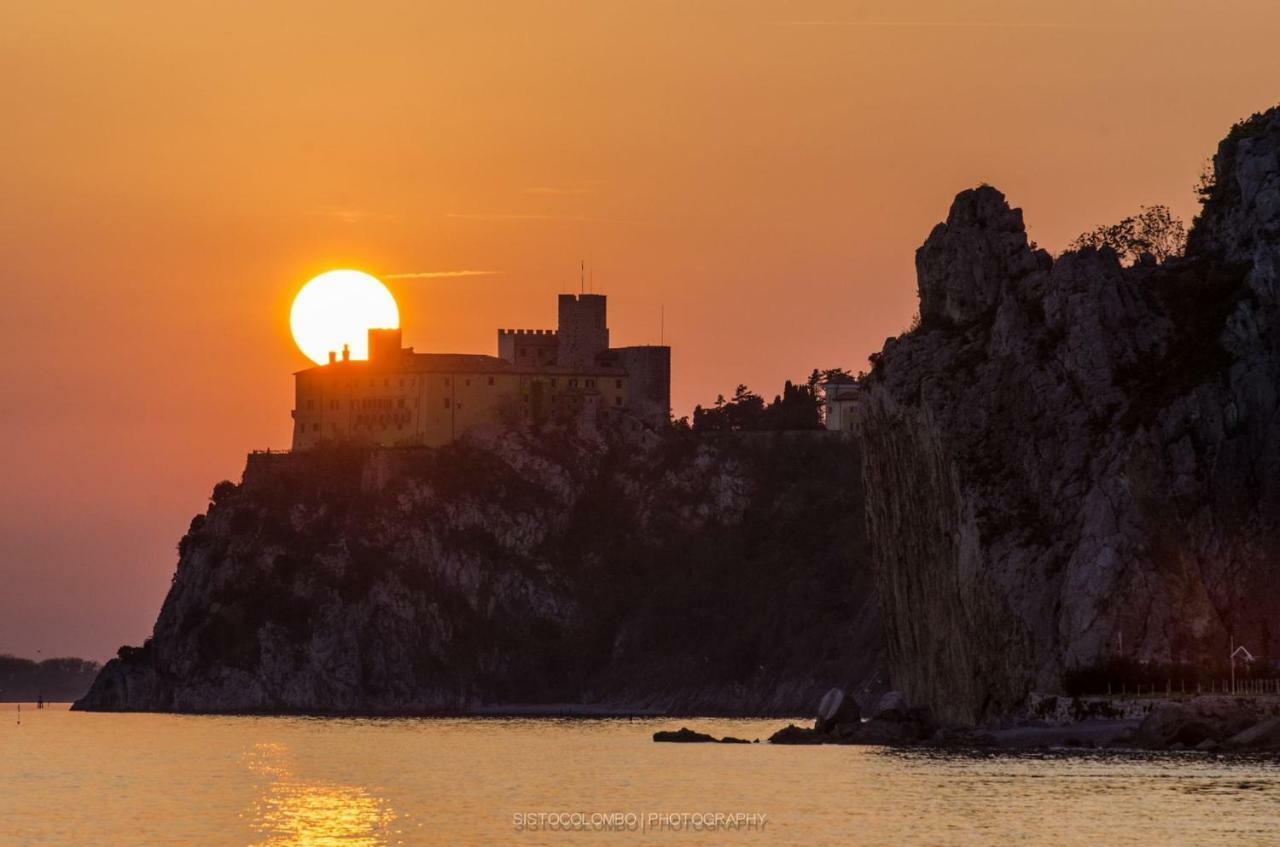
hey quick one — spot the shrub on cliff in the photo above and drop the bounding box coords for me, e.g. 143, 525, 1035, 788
1068, 204, 1187, 264
691, 374, 832, 432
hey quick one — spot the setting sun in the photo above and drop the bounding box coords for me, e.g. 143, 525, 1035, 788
289, 270, 399, 365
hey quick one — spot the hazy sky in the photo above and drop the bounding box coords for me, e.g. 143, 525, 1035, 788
3, 0, 1278, 660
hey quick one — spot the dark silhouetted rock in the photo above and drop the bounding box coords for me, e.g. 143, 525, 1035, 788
653, 727, 718, 743
872, 690, 908, 721
1223, 716, 1280, 750
855, 719, 917, 746
768, 724, 824, 745
859, 105, 1280, 725
1135, 705, 1208, 748
814, 687, 861, 734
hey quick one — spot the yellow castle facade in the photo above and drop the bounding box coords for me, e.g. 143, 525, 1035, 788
291, 294, 671, 450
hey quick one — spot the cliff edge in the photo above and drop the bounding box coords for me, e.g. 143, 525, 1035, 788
76, 428, 883, 714
859, 107, 1280, 724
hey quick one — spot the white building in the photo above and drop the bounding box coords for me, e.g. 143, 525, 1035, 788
822, 374, 862, 432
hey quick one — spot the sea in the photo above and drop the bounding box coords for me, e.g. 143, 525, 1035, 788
3, 704, 1278, 846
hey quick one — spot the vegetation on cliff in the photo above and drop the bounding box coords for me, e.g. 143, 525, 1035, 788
77, 419, 882, 714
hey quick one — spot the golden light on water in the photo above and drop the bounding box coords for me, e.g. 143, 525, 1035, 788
290, 270, 399, 366
246, 742, 398, 847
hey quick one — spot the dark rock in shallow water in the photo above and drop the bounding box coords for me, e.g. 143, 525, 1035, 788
814, 688, 861, 734
653, 727, 718, 743
1135, 705, 1212, 749
769, 724, 825, 745
652, 728, 755, 744
1223, 717, 1280, 750
1134, 701, 1269, 750
872, 691, 908, 721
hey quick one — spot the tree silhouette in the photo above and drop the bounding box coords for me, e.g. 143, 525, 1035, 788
1068, 204, 1187, 264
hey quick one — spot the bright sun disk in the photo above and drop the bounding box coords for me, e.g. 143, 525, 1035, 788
290, 270, 399, 365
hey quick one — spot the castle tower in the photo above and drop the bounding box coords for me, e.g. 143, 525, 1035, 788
556, 294, 608, 369
368, 328, 403, 365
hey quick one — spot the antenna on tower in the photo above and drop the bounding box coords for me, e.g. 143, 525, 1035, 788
580, 260, 584, 295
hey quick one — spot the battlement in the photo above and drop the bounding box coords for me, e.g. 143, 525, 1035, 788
498, 328, 558, 336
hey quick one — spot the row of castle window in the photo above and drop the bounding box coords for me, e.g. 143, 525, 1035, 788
306, 391, 625, 429
355, 412, 411, 428
308, 374, 498, 399
304, 375, 621, 411
310, 419, 406, 433
538, 377, 621, 389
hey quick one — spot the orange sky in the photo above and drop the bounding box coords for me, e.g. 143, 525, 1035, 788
3, 0, 1278, 660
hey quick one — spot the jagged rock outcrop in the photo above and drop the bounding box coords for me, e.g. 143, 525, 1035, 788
859, 108, 1280, 725
76, 428, 884, 714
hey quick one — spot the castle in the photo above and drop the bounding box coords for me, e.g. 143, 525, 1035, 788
291, 294, 671, 450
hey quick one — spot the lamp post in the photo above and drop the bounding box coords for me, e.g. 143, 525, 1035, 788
1231, 642, 1255, 695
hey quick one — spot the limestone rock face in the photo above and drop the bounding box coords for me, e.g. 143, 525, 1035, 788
860, 107, 1280, 725
916, 186, 1051, 328
76, 429, 884, 715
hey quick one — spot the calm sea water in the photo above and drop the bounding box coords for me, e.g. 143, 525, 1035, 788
3, 704, 1279, 846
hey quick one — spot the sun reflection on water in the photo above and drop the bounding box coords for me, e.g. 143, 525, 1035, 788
245, 742, 398, 847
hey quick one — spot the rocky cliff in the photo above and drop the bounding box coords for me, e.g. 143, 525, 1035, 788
76, 427, 883, 714
859, 107, 1280, 725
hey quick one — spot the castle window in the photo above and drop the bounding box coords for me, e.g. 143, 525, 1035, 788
551, 378, 558, 387
615, 396, 622, 406
586, 379, 595, 388
398, 398, 405, 408
569, 379, 578, 388
488, 377, 494, 386
312, 423, 319, 432
465, 379, 471, 387
616, 379, 622, 389
444, 398, 451, 409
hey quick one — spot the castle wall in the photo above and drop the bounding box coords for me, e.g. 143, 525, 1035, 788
291, 364, 626, 450
498, 328, 559, 366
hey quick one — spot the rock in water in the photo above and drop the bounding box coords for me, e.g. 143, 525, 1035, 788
653, 727, 717, 743
872, 690, 908, 721
1223, 717, 1280, 750
814, 688, 861, 734
858, 106, 1280, 725
768, 724, 824, 745
1134, 705, 1215, 749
